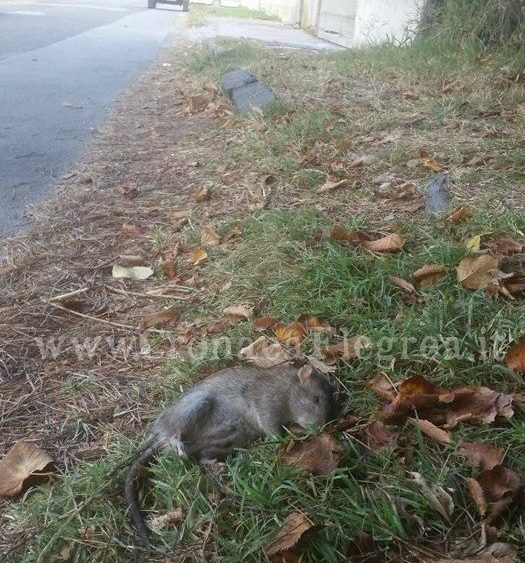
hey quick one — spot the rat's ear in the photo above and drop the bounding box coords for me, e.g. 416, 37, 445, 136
297, 364, 313, 384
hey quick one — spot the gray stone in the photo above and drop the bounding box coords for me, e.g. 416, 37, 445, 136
425, 173, 450, 214
221, 69, 257, 94
221, 68, 276, 115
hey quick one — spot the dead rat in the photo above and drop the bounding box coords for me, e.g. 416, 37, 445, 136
124, 363, 339, 550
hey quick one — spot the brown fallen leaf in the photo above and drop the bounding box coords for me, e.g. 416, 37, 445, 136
505, 339, 525, 373
316, 177, 352, 194
457, 255, 499, 290
140, 306, 179, 330
330, 226, 369, 242
413, 264, 447, 287
239, 336, 292, 368
265, 512, 314, 558
366, 374, 396, 402
362, 233, 405, 253
188, 248, 208, 266
380, 375, 514, 428
283, 434, 340, 475
121, 222, 145, 236
320, 336, 370, 364
253, 316, 279, 332
421, 157, 444, 172
446, 206, 474, 225
297, 314, 332, 333
194, 186, 211, 203
364, 420, 398, 451
306, 356, 337, 374
273, 322, 307, 346
201, 224, 221, 247
409, 418, 452, 445
390, 276, 417, 294
459, 442, 505, 471
0, 442, 54, 497
160, 253, 177, 280
223, 304, 253, 320
170, 209, 192, 220
442, 79, 462, 94
483, 236, 523, 256
474, 465, 523, 524
465, 155, 492, 167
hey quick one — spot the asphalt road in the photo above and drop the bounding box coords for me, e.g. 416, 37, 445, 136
0, 0, 184, 237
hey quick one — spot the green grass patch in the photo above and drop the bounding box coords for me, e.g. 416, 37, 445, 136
187, 4, 278, 28
12, 207, 525, 561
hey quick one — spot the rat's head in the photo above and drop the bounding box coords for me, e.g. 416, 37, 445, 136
288, 365, 335, 429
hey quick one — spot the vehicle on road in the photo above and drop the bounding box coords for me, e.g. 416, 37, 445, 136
148, 0, 189, 10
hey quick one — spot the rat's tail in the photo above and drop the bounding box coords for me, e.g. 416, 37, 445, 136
124, 441, 162, 551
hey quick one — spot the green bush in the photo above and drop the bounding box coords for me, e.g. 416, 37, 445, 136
422, 0, 525, 49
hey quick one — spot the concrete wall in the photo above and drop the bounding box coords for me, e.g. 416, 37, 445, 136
353, 0, 424, 46
318, 0, 358, 48
194, 0, 424, 47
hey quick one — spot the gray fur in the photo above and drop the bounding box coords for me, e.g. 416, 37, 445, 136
124, 364, 335, 550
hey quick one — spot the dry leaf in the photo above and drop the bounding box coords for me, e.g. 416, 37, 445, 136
283, 434, 340, 475
112, 265, 154, 280
201, 224, 221, 247
459, 442, 505, 471
223, 305, 253, 320
421, 158, 444, 172
413, 264, 447, 287
121, 223, 145, 236
140, 306, 179, 330
465, 235, 483, 251
474, 465, 523, 524
364, 420, 398, 451
362, 234, 405, 253
188, 248, 208, 266
0, 442, 53, 497
330, 226, 368, 242
446, 207, 474, 225
442, 79, 462, 94
160, 256, 177, 280
366, 374, 396, 402
273, 322, 307, 346
170, 209, 192, 220
468, 477, 488, 518
457, 255, 499, 289
239, 336, 291, 368
253, 317, 279, 332
297, 315, 332, 333
390, 276, 417, 294
379, 374, 514, 428
320, 336, 370, 363
148, 509, 184, 532
307, 356, 337, 374
409, 418, 452, 445
194, 186, 211, 203
505, 340, 525, 373
265, 512, 313, 557
408, 471, 454, 519
483, 236, 523, 256
316, 177, 352, 194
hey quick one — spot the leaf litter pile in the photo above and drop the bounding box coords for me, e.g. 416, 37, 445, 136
1, 38, 525, 562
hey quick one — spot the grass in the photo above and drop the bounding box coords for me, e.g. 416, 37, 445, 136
5, 27, 525, 563
186, 4, 278, 28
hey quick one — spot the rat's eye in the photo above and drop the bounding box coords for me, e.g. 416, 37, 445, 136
313, 395, 320, 405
